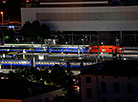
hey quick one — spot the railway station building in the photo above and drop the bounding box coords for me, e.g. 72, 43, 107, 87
21, 0, 138, 46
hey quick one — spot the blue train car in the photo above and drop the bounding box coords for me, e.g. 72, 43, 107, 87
0, 46, 87, 54
0, 60, 93, 68
47, 47, 87, 53
0, 60, 31, 67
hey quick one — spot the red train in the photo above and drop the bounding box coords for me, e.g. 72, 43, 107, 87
87, 45, 124, 54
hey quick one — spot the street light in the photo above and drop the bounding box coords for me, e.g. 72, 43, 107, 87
26, 0, 30, 3
0, 12, 4, 24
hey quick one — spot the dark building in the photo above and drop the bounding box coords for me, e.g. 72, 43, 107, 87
80, 60, 138, 102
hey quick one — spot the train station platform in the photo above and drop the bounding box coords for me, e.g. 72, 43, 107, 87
3, 44, 88, 48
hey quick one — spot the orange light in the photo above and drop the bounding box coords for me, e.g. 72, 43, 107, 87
26, 0, 29, 3
0, 12, 3, 15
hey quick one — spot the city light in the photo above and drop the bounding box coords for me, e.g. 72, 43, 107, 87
0, 11, 4, 24
0, 12, 3, 15
2, 0, 7, 3
26, 0, 30, 3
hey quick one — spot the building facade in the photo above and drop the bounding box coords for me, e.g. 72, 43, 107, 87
80, 60, 138, 102
21, 1, 138, 46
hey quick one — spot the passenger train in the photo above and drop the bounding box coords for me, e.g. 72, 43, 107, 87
0, 60, 93, 68
0, 45, 124, 54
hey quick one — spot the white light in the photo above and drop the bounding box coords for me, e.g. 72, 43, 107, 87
2, 0, 6, 3
79, 57, 82, 60
124, 58, 127, 60
101, 42, 103, 45
39, 55, 44, 60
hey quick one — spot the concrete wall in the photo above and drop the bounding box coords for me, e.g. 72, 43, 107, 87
21, 6, 138, 31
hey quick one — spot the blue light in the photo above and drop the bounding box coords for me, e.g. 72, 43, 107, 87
8, 25, 15, 29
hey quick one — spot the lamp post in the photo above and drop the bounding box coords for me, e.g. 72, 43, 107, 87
0, 12, 4, 24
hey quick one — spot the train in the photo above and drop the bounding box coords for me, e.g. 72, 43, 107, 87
0, 45, 124, 54
87, 45, 124, 54
0, 60, 93, 68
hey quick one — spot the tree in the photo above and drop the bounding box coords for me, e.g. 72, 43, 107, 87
50, 64, 66, 87
52, 65, 81, 102
0, 28, 15, 44
21, 20, 50, 42
40, 24, 50, 38
21, 21, 35, 37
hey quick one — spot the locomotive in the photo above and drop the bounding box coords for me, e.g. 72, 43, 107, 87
87, 45, 124, 54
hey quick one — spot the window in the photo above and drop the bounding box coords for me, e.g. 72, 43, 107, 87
114, 76, 118, 79
102, 97, 107, 102
101, 81, 107, 94
86, 88, 92, 99
85, 76, 91, 83
128, 98, 133, 102
114, 98, 120, 102
39, 99, 42, 102
114, 83, 120, 93
127, 83, 133, 94
102, 75, 104, 78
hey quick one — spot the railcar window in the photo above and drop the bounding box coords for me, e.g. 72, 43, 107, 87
109, 48, 112, 49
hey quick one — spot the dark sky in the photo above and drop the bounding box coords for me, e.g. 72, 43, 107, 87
0, 0, 21, 21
